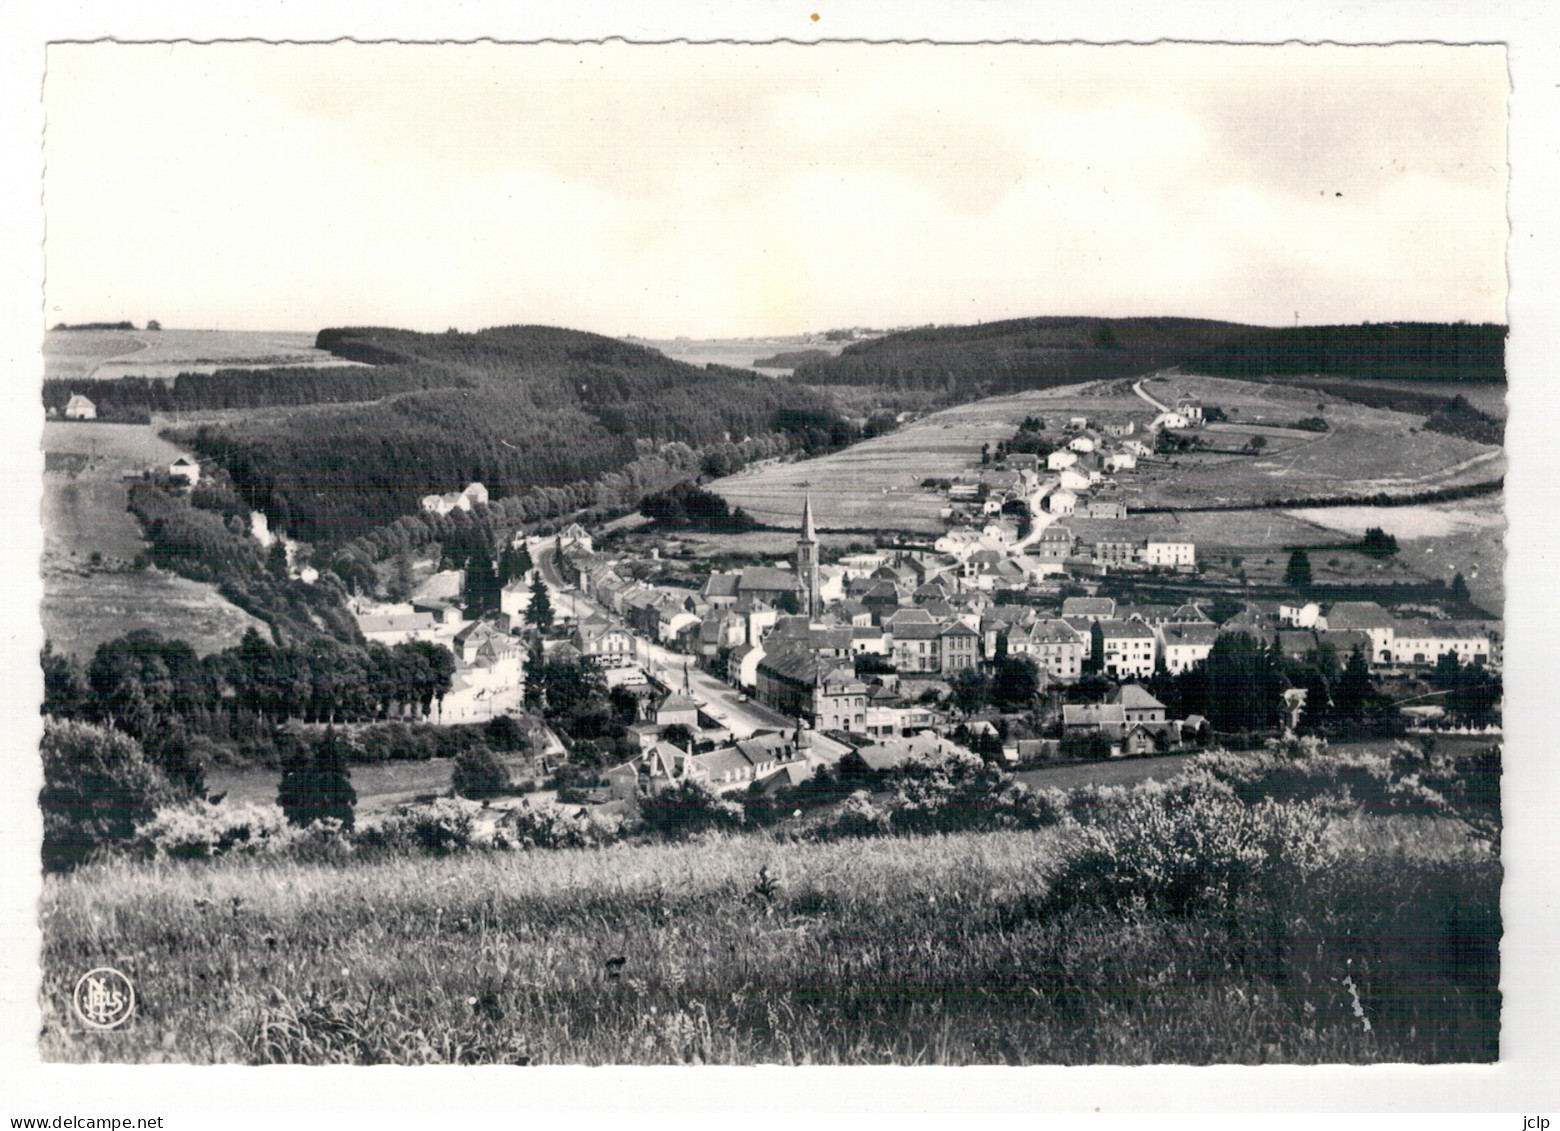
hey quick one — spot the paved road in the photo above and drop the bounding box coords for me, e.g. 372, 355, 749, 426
534, 561, 800, 739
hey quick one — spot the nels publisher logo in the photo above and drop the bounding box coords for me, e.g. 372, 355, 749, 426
72, 967, 135, 1030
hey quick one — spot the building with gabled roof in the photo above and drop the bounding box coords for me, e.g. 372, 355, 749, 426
1112, 684, 1166, 724
1092, 618, 1157, 679
1158, 622, 1219, 673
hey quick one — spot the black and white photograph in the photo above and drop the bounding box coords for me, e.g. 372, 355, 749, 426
8, 4, 1560, 1114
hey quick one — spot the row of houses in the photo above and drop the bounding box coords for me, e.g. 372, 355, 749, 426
1280, 600, 1495, 669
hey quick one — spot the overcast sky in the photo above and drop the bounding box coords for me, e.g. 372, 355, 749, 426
43, 41, 1508, 337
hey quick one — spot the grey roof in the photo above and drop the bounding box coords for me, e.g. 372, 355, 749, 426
738, 567, 802, 593
1062, 597, 1116, 618
1325, 601, 1395, 631
1096, 618, 1156, 640
1113, 684, 1166, 710
1063, 703, 1128, 727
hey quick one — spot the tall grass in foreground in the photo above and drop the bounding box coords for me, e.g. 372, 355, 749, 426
39, 815, 1497, 1065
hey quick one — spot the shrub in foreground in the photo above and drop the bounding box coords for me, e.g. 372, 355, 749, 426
1046, 773, 1333, 915
134, 801, 301, 858
495, 801, 626, 849
355, 798, 482, 853
638, 780, 746, 838
40, 717, 177, 872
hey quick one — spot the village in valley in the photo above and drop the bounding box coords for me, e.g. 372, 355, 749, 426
320, 369, 1502, 818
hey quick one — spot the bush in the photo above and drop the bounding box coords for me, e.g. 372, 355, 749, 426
1046, 772, 1333, 915
355, 798, 482, 853
40, 717, 177, 872
638, 780, 746, 838
495, 802, 625, 849
452, 746, 511, 799
134, 801, 300, 858
890, 765, 1065, 835
809, 790, 892, 840
1195, 740, 1452, 819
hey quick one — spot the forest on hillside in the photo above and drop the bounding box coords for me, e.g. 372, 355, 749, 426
161, 326, 850, 544
1190, 322, 1506, 383
43, 364, 473, 416
790, 318, 1506, 393
790, 316, 1252, 391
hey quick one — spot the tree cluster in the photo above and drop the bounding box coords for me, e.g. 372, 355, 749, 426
639, 481, 756, 531
43, 628, 457, 750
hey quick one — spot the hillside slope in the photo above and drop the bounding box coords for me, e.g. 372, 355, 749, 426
168, 325, 840, 542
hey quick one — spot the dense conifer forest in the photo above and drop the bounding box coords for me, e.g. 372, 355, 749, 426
789, 317, 1506, 394
148, 326, 847, 543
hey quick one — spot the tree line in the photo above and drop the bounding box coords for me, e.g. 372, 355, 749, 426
790, 316, 1250, 393
42, 628, 459, 780
43, 363, 474, 416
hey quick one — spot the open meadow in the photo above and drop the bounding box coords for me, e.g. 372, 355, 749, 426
710, 375, 1504, 534
39, 793, 1498, 1066
41, 421, 266, 657
44, 328, 366, 381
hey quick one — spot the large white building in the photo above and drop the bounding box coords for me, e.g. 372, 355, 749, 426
1143, 541, 1196, 569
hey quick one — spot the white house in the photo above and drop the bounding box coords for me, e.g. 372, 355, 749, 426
1067, 436, 1097, 454
1046, 489, 1077, 516
1047, 450, 1079, 471
1058, 468, 1092, 493
1143, 541, 1196, 569
1102, 452, 1137, 473
420, 482, 489, 517
1158, 623, 1219, 673
64, 394, 96, 420
1386, 622, 1491, 668
1279, 602, 1322, 628
168, 455, 201, 486
1154, 411, 1192, 430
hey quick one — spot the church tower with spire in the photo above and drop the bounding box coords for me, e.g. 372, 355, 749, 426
796, 495, 821, 619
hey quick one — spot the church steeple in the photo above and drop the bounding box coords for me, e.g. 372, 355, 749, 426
796, 495, 821, 619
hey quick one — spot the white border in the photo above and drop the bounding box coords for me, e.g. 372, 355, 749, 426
4, 1, 1556, 1118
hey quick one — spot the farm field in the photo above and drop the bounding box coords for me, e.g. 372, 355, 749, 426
42, 569, 268, 660
711, 379, 1138, 532
41, 421, 266, 657
43, 328, 365, 381
1289, 497, 1506, 611
1267, 377, 1508, 421
711, 375, 1504, 534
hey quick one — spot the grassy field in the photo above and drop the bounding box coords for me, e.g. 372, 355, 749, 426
43, 328, 363, 381
41, 421, 266, 657
711, 380, 1138, 532
38, 798, 1497, 1066
205, 756, 543, 815
1014, 754, 1197, 792
710, 375, 1503, 535
41, 570, 268, 660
